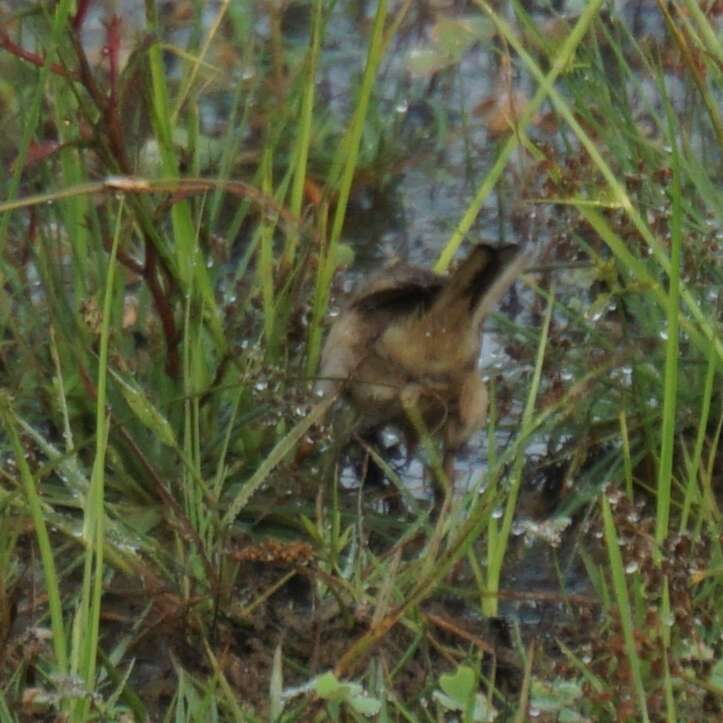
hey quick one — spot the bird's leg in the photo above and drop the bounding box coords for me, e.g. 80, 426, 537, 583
400, 384, 452, 504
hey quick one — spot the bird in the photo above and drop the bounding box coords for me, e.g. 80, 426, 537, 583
318, 243, 528, 500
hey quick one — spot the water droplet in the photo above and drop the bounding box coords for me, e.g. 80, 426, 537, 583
255, 380, 268, 392
491, 506, 504, 519
625, 561, 639, 574
395, 99, 408, 114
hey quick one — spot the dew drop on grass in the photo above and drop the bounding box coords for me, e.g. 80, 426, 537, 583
395, 99, 408, 114
381, 428, 400, 447
491, 506, 503, 519
620, 365, 632, 385
255, 380, 268, 392
625, 561, 639, 574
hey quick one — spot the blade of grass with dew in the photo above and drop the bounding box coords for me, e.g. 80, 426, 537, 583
182, 282, 202, 538
655, 80, 683, 552
620, 410, 634, 500
0, 394, 68, 675
660, 576, 677, 723
484, 283, 554, 617
221, 395, 335, 527
69, 200, 123, 721
257, 148, 277, 354
680, 343, 716, 531
306, 0, 389, 376
482, 380, 499, 590
435, 0, 605, 272
481, 2, 723, 366
601, 493, 650, 723
286, 0, 323, 265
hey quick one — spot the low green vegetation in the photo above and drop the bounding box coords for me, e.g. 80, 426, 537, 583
0, 1, 720, 720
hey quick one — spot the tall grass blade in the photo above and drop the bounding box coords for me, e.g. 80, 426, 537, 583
601, 494, 650, 723
70, 201, 124, 719
484, 282, 554, 616
654, 83, 683, 551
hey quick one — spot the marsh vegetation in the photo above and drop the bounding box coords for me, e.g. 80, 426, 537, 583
0, 1, 721, 720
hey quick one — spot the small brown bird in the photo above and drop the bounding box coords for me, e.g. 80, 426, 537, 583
319, 243, 527, 496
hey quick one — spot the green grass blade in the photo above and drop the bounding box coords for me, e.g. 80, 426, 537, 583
222, 395, 335, 527
654, 82, 683, 551
601, 494, 650, 723
484, 282, 554, 616
70, 200, 124, 720
0, 395, 68, 675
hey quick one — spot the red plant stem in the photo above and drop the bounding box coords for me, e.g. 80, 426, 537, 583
0, 29, 80, 79
145, 245, 181, 379
72, 0, 93, 31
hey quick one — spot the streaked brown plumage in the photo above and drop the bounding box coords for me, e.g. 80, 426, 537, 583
319, 243, 527, 494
